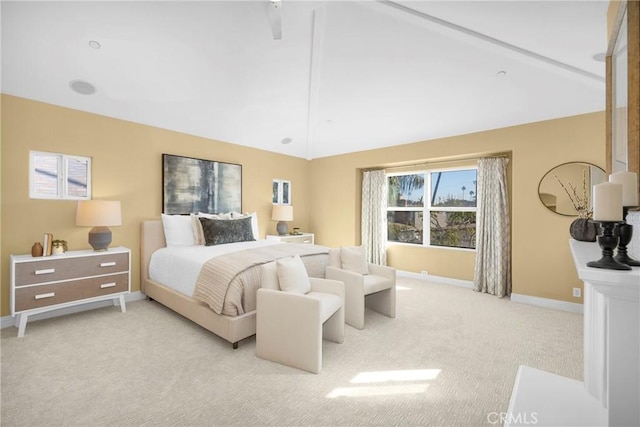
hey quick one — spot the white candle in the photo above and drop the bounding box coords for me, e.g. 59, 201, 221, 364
609, 171, 639, 206
592, 182, 623, 221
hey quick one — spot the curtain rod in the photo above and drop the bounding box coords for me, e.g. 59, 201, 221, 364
370, 154, 509, 173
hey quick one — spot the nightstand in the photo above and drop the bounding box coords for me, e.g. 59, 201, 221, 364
266, 233, 314, 244
10, 246, 131, 337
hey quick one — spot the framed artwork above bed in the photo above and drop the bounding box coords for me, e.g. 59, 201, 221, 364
163, 154, 242, 214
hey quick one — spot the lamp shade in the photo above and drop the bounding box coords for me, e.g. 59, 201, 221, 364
272, 204, 293, 221
76, 200, 122, 226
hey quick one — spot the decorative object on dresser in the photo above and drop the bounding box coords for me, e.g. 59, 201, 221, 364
272, 204, 293, 235
10, 246, 131, 337
75, 200, 122, 251
52, 239, 67, 255
266, 232, 314, 244
609, 171, 640, 266
587, 181, 630, 270
42, 232, 53, 256
31, 242, 43, 257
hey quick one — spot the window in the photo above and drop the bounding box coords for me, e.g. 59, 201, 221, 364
387, 168, 477, 249
30, 151, 91, 200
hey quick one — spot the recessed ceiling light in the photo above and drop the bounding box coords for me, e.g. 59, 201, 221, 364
281, 137, 292, 145
69, 80, 96, 95
496, 70, 507, 78
88, 40, 101, 49
592, 52, 606, 63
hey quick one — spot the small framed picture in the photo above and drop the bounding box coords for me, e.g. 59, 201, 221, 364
272, 179, 291, 205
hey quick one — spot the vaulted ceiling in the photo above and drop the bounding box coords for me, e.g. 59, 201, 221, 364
1, 1, 608, 159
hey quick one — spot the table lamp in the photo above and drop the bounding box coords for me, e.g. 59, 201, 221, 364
76, 200, 122, 251
272, 204, 293, 235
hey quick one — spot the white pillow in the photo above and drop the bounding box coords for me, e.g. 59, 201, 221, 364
161, 214, 195, 246
276, 255, 311, 294
198, 212, 233, 219
340, 245, 369, 275
232, 211, 260, 240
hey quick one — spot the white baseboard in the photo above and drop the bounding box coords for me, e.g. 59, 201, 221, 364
398, 270, 583, 314
0, 291, 146, 330
511, 293, 583, 314
397, 270, 474, 289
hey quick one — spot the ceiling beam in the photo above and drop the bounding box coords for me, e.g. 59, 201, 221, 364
267, 0, 282, 40
305, 5, 326, 160
377, 0, 604, 84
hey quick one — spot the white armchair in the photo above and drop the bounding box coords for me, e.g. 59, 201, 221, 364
256, 257, 345, 374
325, 247, 396, 330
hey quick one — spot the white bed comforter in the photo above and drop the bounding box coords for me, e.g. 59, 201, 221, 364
149, 240, 282, 299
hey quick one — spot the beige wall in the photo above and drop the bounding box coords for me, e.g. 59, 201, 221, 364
310, 112, 605, 303
1, 95, 311, 316
0, 94, 606, 317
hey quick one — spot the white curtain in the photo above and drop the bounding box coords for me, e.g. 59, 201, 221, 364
473, 157, 511, 297
361, 170, 388, 265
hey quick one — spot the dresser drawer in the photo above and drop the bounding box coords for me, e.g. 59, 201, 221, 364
14, 273, 129, 312
14, 253, 129, 286
283, 235, 314, 244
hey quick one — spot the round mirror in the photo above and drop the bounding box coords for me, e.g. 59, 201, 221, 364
538, 162, 606, 216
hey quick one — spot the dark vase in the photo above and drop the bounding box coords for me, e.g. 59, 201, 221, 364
31, 242, 43, 257
570, 218, 597, 242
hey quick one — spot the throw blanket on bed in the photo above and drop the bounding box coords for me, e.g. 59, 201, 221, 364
193, 244, 329, 316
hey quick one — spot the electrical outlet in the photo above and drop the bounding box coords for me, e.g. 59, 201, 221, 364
421, 270, 428, 275
573, 288, 581, 298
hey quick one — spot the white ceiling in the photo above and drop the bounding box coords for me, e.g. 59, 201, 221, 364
1, 1, 608, 159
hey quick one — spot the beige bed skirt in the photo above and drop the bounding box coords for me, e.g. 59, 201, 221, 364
140, 220, 256, 348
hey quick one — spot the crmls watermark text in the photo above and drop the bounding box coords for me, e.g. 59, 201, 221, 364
487, 411, 538, 425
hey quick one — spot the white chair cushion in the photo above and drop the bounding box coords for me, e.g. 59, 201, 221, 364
305, 292, 342, 323
340, 245, 369, 275
277, 255, 311, 294
363, 274, 394, 295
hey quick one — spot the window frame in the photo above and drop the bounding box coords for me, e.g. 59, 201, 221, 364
29, 151, 92, 200
386, 166, 477, 251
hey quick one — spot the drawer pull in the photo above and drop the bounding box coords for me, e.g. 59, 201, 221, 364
35, 292, 55, 300
100, 262, 116, 267
35, 268, 55, 275
100, 283, 116, 289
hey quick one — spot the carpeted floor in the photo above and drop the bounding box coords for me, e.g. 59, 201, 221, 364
1, 277, 582, 427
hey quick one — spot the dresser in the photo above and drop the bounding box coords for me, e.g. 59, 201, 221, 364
10, 246, 131, 337
266, 233, 314, 244
505, 240, 639, 426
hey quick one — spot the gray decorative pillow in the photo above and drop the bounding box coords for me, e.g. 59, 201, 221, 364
199, 217, 255, 246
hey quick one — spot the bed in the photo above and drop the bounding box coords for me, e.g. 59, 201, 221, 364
140, 219, 329, 348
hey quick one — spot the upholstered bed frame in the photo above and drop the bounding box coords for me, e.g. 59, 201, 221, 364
140, 220, 255, 349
